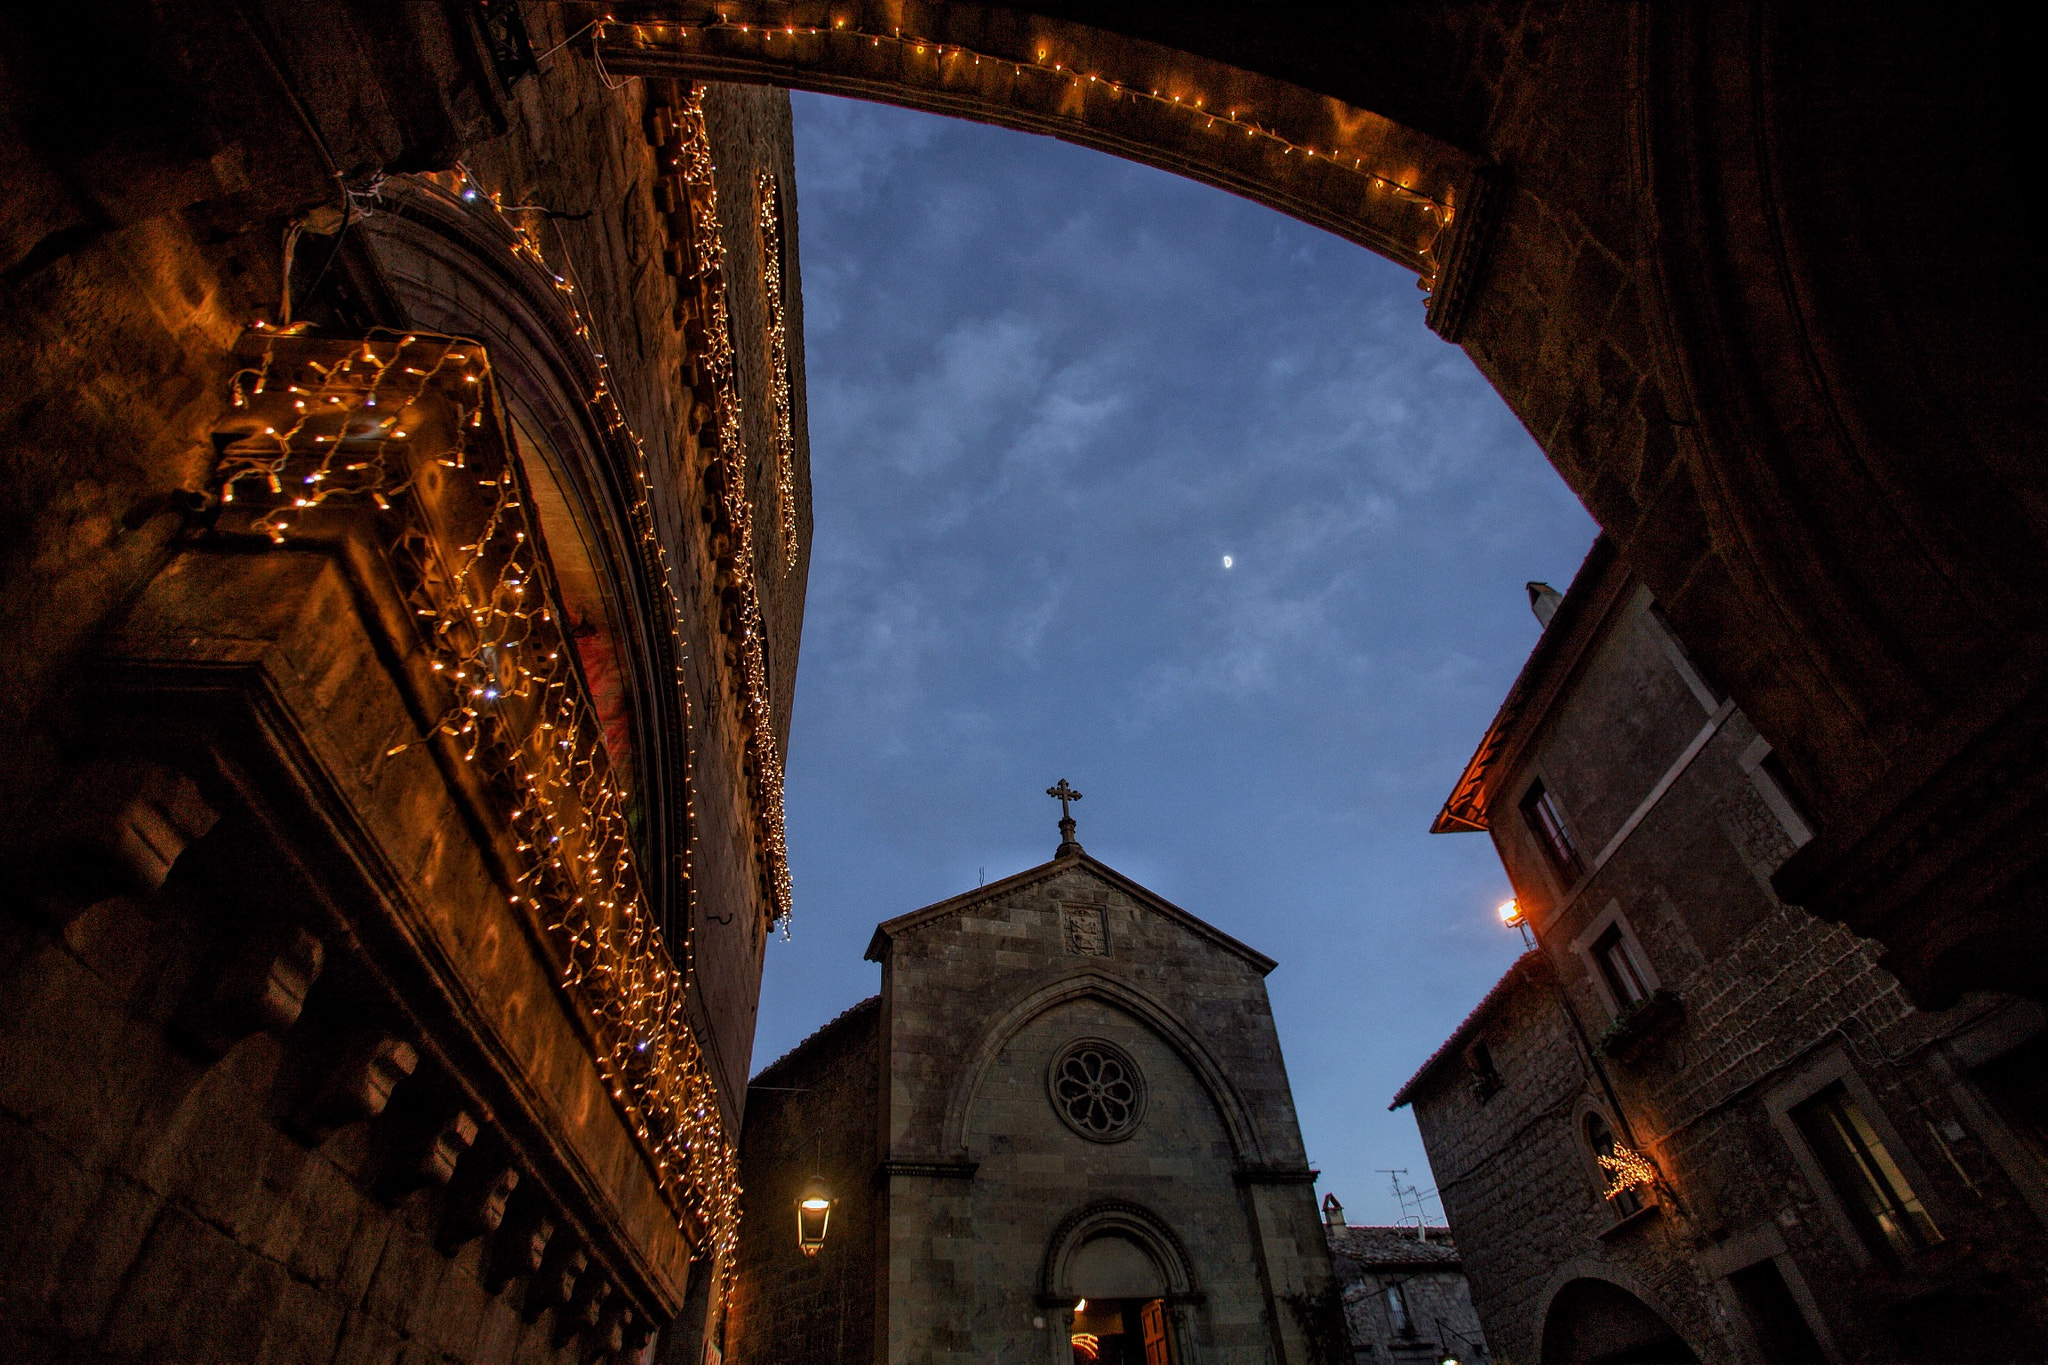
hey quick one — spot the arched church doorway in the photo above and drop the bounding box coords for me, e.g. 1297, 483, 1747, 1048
1045, 1204, 1201, 1365
1066, 1235, 1172, 1365
1539, 1278, 1699, 1365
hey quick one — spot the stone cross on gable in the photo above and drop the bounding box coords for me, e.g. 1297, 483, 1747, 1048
1047, 779, 1084, 858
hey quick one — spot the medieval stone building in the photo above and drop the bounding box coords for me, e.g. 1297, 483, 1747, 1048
1320, 1195, 1489, 1365
1, 6, 808, 1360
4, 1, 2044, 1360
1395, 539, 2048, 1363
728, 813, 1340, 1364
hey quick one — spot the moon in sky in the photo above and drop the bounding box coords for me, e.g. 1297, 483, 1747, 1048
1222, 555, 1234, 569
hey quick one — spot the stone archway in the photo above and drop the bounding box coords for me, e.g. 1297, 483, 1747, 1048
599, 0, 1493, 332
1539, 1277, 1700, 1365
1043, 1201, 1203, 1365
3, 0, 2043, 1002
590, 0, 2048, 1004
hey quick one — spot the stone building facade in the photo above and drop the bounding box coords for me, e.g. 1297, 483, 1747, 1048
1394, 539, 2048, 1363
728, 822, 1341, 1364
1, 6, 808, 1360
1321, 1196, 1489, 1365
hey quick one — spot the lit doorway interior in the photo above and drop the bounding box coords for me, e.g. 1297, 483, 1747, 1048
1070, 1297, 1170, 1364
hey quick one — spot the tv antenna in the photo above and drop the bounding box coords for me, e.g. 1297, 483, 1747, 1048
1376, 1168, 1445, 1240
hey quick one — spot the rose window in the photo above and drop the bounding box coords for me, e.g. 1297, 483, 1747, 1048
1049, 1039, 1146, 1142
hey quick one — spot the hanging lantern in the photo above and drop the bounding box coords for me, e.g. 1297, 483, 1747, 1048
796, 1175, 833, 1256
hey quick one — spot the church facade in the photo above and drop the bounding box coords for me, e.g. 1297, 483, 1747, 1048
729, 816, 1342, 1364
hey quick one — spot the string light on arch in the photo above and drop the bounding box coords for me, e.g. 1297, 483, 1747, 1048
603, 10, 1460, 284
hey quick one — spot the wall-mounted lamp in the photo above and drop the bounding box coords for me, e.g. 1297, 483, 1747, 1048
1498, 898, 1534, 948
796, 1175, 833, 1256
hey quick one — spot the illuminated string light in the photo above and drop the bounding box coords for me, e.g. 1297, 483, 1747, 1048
606, 11, 1459, 282
666, 86, 796, 936
755, 169, 800, 572
220, 146, 767, 1267
1598, 1141, 1658, 1201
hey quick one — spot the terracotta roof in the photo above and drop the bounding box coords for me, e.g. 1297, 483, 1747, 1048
1431, 535, 1622, 834
1389, 950, 1548, 1108
750, 994, 879, 1090
1326, 1224, 1463, 1267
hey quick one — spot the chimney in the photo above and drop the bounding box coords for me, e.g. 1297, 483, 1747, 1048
1527, 581, 1563, 627
1322, 1193, 1345, 1229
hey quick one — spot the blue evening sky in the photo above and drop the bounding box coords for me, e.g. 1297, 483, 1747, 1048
754, 91, 1599, 1225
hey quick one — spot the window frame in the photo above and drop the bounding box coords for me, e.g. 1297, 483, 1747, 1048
1570, 900, 1664, 1021
1702, 1222, 1840, 1365
1739, 734, 1815, 848
1766, 1049, 1948, 1269
1519, 776, 1585, 889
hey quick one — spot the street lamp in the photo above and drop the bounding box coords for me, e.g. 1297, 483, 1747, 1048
796, 1175, 833, 1257
1498, 898, 1533, 948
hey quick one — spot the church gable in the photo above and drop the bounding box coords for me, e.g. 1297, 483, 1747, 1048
863, 843, 1330, 1365
865, 854, 1275, 981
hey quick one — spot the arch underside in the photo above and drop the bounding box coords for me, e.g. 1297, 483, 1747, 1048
1540, 1277, 1700, 1365
600, 0, 1491, 321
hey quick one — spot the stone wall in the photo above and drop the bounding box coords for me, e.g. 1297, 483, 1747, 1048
871, 852, 1336, 1365
728, 998, 881, 1365
1405, 554, 2048, 1363
0, 3, 807, 1358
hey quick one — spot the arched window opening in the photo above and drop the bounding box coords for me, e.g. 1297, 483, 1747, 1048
1586, 1112, 1644, 1218
511, 412, 646, 862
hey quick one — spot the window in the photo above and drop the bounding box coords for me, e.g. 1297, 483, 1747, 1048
1593, 925, 1651, 1010
1463, 1040, 1502, 1101
1049, 1039, 1146, 1142
1383, 1281, 1413, 1338
1520, 780, 1584, 883
1792, 1083, 1939, 1262
1587, 1112, 1644, 1217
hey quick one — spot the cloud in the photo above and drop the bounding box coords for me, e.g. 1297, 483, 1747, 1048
772, 92, 1599, 1224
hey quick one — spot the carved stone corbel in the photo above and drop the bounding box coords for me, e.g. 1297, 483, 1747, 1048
378, 1106, 478, 1204
19, 760, 219, 922
582, 1303, 629, 1362
438, 1156, 521, 1254
174, 920, 325, 1059
291, 1033, 419, 1142
556, 1268, 612, 1348
486, 1200, 556, 1293
525, 1237, 586, 1322
619, 1308, 655, 1360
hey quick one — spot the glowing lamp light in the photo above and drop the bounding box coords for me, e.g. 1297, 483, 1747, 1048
1498, 899, 1525, 928
796, 1175, 833, 1256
